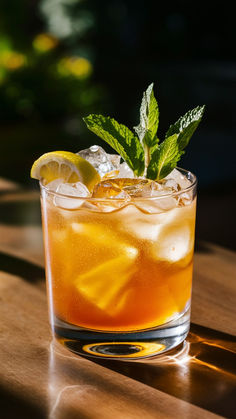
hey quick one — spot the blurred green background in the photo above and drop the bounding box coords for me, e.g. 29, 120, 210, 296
0, 0, 235, 248
0, 0, 109, 185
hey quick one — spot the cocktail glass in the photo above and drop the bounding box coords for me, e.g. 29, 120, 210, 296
40, 168, 197, 359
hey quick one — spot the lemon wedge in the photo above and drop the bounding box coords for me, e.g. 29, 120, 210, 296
30, 151, 101, 191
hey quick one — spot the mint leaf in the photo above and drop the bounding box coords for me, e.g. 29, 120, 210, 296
165, 105, 205, 151
83, 114, 145, 176
147, 134, 183, 180
134, 83, 159, 148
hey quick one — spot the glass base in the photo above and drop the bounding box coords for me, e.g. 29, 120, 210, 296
53, 308, 190, 360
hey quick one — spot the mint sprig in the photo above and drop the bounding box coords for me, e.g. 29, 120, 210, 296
83, 84, 205, 180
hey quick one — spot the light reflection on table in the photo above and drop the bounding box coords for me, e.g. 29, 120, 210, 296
48, 324, 236, 419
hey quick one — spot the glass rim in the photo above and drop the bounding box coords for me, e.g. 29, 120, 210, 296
40, 167, 197, 202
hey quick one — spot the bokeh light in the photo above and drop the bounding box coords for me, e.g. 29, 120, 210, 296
0, 51, 26, 70
0, 36, 26, 75
57, 57, 92, 79
33, 33, 59, 53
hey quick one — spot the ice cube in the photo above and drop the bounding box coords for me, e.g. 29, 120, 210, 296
109, 154, 121, 169
152, 222, 192, 263
165, 168, 191, 190
123, 179, 159, 197
82, 198, 130, 213
90, 178, 131, 212
101, 169, 120, 180
92, 179, 130, 199
133, 175, 188, 213
161, 178, 180, 192
127, 180, 178, 213
115, 204, 163, 240
135, 196, 178, 214
151, 196, 178, 211
178, 192, 193, 206
117, 162, 134, 178
78, 145, 116, 177
165, 169, 194, 206
92, 178, 163, 212
99, 154, 120, 180
93, 178, 159, 198
46, 178, 64, 191
54, 182, 90, 209
91, 178, 179, 214
134, 200, 164, 214
57, 182, 90, 197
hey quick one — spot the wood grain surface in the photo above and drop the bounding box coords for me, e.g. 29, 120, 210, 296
0, 187, 235, 419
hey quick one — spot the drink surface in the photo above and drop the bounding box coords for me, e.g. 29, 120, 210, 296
42, 194, 196, 332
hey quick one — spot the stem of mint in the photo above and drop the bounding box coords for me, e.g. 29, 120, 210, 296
144, 144, 151, 167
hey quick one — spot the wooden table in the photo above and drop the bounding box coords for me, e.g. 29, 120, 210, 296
0, 184, 235, 419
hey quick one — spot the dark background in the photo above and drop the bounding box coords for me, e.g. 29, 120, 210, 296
0, 0, 235, 249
